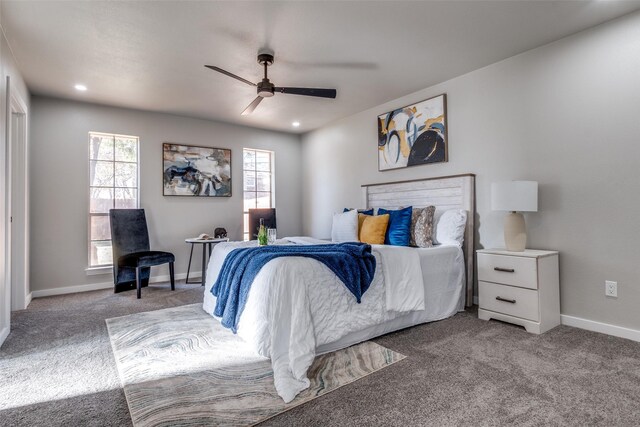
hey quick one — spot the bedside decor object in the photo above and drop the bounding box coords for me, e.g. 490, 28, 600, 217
267, 228, 277, 245
248, 208, 276, 240
257, 219, 268, 246
491, 181, 538, 252
214, 227, 227, 239
377, 94, 447, 171
477, 249, 560, 334
163, 143, 231, 197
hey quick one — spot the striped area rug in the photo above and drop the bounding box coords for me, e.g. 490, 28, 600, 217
106, 304, 405, 426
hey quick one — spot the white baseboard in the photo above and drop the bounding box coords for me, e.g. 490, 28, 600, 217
31, 271, 202, 299
151, 271, 200, 284
25, 292, 32, 308
0, 326, 9, 347
561, 314, 640, 343
474, 297, 639, 342
32, 282, 113, 298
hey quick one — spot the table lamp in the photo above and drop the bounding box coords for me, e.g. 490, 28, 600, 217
491, 181, 538, 252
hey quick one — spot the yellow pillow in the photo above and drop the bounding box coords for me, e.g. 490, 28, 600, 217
359, 213, 389, 244
357, 213, 368, 235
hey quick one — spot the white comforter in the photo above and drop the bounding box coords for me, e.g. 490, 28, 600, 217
202, 237, 426, 402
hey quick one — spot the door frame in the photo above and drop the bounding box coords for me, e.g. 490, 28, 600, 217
6, 78, 30, 312
0, 75, 12, 346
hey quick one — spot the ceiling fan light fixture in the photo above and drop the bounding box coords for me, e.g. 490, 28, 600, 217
205, 50, 337, 115
257, 80, 275, 97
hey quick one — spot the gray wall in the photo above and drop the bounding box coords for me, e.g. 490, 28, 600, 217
30, 97, 302, 292
301, 12, 640, 330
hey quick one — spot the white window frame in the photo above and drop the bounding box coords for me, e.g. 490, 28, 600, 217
243, 148, 275, 241
87, 132, 140, 270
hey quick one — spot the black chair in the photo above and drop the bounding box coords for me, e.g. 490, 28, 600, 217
109, 209, 175, 299
248, 208, 277, 240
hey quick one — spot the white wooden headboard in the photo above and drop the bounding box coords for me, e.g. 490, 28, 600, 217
361, 173, 476, 307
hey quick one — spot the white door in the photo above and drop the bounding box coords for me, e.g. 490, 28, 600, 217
9, 95, 29, 311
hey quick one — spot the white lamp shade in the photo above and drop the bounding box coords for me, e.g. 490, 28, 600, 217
491, 181, 538, 212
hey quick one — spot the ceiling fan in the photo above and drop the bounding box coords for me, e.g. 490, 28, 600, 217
205, 49, 337, 116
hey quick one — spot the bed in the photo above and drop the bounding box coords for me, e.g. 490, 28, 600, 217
202, 174, 476, 402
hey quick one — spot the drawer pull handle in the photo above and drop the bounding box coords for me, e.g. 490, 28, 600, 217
494, 267, 515, 273
496, 296, 516, 304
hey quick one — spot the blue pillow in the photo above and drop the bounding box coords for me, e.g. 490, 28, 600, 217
377, 206, 412, 246
343, 208, 374, 215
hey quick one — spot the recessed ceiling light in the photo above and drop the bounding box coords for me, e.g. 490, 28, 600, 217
292, 121, 300, 127
74, 84, 87, 91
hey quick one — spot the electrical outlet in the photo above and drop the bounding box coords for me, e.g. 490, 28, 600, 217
605, 281, 617, 298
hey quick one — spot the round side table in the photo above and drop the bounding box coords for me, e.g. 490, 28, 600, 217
185, 237, 229, 286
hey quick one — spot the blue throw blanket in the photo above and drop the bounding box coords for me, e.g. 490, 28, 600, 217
211, 242, 376, 333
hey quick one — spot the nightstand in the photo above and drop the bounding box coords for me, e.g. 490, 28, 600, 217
477, 249, 560, 334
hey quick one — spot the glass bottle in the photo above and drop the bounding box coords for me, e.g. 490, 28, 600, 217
258, 218, 268, 246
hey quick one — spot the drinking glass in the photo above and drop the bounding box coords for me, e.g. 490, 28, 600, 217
267, 228, 277, 245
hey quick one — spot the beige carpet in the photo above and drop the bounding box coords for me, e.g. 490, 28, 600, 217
106, 303, 405, 427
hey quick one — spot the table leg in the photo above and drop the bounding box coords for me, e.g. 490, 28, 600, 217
201, 243, 206, 287
185, 243, 196, 284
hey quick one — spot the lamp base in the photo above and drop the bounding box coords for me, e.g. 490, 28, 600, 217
504, 211, 526, 252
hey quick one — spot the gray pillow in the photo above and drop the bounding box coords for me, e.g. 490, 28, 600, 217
410, 206, 436, 248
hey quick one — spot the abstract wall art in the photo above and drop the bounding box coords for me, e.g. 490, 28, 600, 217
377, 94, 447, 171
163, 143, 231, 197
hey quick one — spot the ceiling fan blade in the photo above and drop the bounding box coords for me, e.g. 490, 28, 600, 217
279, 59, 378, 70
274, 87, 337, 99
241, 96, 264, 116
204, 65, 256, 87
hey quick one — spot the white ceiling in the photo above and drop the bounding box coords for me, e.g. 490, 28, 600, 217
2, 1, 640, 133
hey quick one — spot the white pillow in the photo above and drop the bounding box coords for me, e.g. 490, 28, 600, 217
434, 209, 467, 245
331, 210, 359, 242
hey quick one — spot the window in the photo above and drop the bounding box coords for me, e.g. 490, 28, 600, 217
243, 148, 274, 240
88, 132, 139, 267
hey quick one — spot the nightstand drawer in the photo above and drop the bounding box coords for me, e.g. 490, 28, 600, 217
477, 253, 538, 289
479, 281, 539, 321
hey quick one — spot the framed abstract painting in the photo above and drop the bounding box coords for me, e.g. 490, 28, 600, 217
377, 94, 447, 171
163, 143, 231, 197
